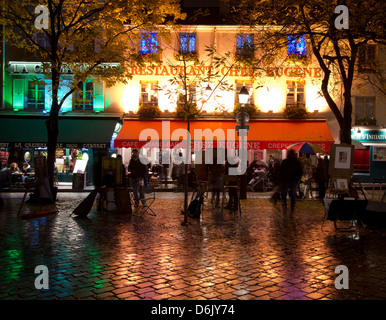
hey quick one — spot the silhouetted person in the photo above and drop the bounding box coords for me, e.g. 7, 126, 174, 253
316, 156, 329, 199
279, 149, 302, 214
128, 149, 147, 207
224, 157, 239, 210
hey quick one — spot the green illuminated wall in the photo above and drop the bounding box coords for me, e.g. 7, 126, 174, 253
4, 72, 105, 112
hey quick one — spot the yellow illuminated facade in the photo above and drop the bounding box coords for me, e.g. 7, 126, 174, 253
105, 25, 332, 116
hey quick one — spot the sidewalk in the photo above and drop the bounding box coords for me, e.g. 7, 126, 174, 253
1, 191, 386, 300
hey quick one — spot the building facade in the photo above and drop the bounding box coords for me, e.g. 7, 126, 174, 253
1, 7, 385, 185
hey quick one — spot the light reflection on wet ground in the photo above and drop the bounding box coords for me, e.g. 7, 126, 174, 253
0, 192, 386, 300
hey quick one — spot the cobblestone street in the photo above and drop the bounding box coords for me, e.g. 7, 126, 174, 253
1, 191, 386, 301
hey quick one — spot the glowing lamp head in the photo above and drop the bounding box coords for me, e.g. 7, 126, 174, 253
205, 84, 212, 97
238, 86, 249, 105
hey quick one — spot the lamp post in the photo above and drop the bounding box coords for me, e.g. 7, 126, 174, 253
237, 86, 249, 199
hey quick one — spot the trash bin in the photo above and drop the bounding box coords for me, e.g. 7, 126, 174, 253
72, 173, 85, 190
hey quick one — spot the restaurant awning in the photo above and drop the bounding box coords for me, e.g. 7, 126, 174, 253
114, 119, 335, 151
0, 116, 120, 149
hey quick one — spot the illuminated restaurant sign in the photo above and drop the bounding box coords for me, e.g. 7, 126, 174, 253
129, 65, 323, 78
6, 62, 322, 79
6, 62, 119, 74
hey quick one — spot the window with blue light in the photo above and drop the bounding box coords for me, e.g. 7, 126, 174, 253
236, 34, 254, 55
287, 34, 306, 56
141, 32, 158, 55
180, 33, 196, 53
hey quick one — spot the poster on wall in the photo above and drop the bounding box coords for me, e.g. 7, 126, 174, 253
254, 151, 263, 161
0, 150, 9, 167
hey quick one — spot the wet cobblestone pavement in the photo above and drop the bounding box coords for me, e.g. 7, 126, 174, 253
1, 191, 386, 301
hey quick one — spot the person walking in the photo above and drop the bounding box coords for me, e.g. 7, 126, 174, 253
269, 159, 281, 206
279, 149, 302, 214
224, 156, 239, 210
128, 149, 147, 208
209, 163, 224, 208
316, 156, 329, 199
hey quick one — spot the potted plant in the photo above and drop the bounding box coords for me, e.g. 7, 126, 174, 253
137, 104, 161, 119
175, 51, 199, 63
285, 54, 311, 66
233, 103, 259, 119
356, 116, 377, 126
283, 104, 309, 119
175, 103, 200, 120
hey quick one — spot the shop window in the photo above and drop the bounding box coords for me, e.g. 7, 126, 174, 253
140, 81, 158, 106
358, 44, 376, 72
373, 147, 386, 161
179, 33, 196, 53
355, 96, 376, 125
74, 81, 94, 111
26, 81, 45, 110
235, 81, 253, 104
354, 147, 370, 173
236, 34, 254, 56
140, 32, 158, 55
178, 82, 196, 104
287, 34, 306, 56
286, 80, 305, 105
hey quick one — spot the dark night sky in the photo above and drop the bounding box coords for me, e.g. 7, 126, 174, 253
183, 0, 220, 7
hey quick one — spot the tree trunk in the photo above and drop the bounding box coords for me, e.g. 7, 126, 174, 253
46, 67, 61, 190
46, 116, 58, 188
341, 93, 353, 144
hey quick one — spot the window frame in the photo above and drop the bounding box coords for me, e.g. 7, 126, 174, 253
354, 96, 376, 125
26, 80, 45, 110
140, 32, 159, 55
287, 34, 307, 57
179, 33, 196, 54
73, 81, 94, 111
140, 81, 159, 106
236, 34, 254, 56
286, 80, 305, 106
358, 44, 376, 72
177, 81, 196, 105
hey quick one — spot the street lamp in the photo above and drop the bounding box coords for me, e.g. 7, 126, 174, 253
237, 85, 249, 200
238, 85, 249, 105
205, 84, 212, 98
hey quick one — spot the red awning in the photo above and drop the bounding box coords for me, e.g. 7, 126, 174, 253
114, 119, 334, 151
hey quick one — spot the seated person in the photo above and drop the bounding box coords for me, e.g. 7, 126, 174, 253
21, 162, 32, 174
248, 166, 266, 185
9, 162, 20, 172
0, 167, 12, 190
